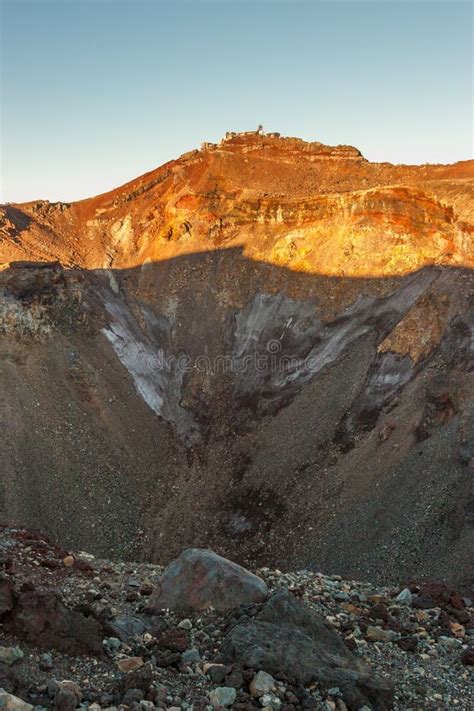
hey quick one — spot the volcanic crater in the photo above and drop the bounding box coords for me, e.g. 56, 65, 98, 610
1, 131, 473, 590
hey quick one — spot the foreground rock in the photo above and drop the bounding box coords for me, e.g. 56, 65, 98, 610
222, 589, 394, 710
149, 548, 269, 612
3, 588, 103, 656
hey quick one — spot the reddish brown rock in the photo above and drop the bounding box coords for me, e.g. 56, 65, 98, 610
460, 648, 474, 666
121, 662, 153, 691
396, 637, 418, 653
408, 581, 466, 611
117, 656, 144, 672
149, 549, 269, 612
54, 680, 82, 711
367, 602, 390, 623
4, 587, 103, 655
155, 626, 190, 652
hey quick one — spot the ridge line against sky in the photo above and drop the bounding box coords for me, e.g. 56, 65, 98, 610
1, 0, 473, 204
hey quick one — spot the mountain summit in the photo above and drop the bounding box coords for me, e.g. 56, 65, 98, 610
1, 130, 473, 273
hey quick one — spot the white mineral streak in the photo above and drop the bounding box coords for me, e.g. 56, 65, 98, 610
101, 292, 199, 445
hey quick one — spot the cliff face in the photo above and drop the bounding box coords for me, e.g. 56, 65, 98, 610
0, 133, 473, 589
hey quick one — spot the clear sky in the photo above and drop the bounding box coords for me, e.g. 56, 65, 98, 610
1, 0, 472, 203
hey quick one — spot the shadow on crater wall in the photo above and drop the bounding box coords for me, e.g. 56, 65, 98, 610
0, 248, 472, 590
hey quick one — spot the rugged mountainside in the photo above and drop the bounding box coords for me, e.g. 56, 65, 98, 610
0, 131, 473, 590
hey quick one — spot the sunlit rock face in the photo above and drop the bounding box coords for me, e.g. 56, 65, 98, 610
0, 132, 473, 590
1, 132, 472, 273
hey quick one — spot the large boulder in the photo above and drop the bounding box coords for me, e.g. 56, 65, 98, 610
149, 549, 269, 612
221, 589, 394, 711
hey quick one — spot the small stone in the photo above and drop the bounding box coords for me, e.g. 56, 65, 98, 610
117, 656, 144, 672
260, 693, 282, 710
207, 663, 231, 684
367, 602, 389, 622
54, 691, 77, 710
250, 670, 276, 697
181, 647, 201, 664
57, 681, 81, 699
368, 594, 385, 604
366, 625, 397, 642
63, 555, 75, 567
125, 590, 140, 602
54, 681, 82, 711
155, 626, 190, 652
39, 652, 53, 670
395, 588, 413, 605
104, 636, 121, 655
154, 648, 180, 667
415, 610, 429, 622
178, 618, 193, 630
225, 669, 243, 689
122, 689, 144, 705
122, 663, 152, 692
209, 687, 237, 708
140, 581, 154, 596
460, 648, 474, 665
449, 622, 465, 638
0, 645, 24, 666
396, 636, 418, 652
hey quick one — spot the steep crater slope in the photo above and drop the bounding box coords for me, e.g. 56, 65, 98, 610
0, 132, 473, 590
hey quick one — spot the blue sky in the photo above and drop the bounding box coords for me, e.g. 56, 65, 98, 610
1, 0, 472, 203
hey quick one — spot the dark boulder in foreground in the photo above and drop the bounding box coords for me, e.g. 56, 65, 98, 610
149, 548, 269, 612
4, 587, 103, 656
222, 589, 394, 710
